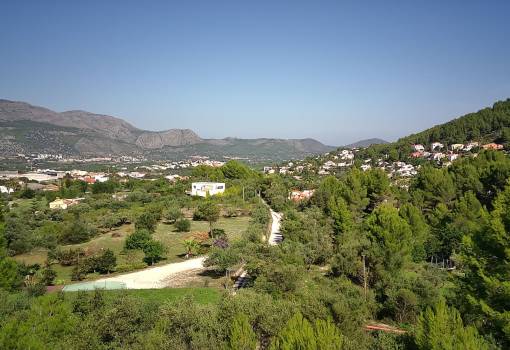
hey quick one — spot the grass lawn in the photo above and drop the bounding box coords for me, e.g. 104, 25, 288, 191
9, 197, 48, 214
154, 216, 251, 263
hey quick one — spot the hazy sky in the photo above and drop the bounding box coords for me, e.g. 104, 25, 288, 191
1, 1, 509, 145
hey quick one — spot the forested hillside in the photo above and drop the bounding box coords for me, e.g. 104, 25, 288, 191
361, 99, 510, 159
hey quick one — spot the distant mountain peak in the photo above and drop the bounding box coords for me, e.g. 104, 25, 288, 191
344, 138, 388, 148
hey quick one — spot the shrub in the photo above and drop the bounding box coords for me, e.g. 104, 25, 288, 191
211, 228, 226, 238
143, 241, 166, 265
41, 266, 57, 286
125, 229, 152, 250
71, 265, 86, 281
213, 237, 229, 249
135, 212, 158, 232
25, 282, 46, 297
175, 218, 191, 232
92, 249, 116, 274
91, 181, 117, 194
163, 206, 183, 223
0, 258, 23, 291
229, 313, 257, 350
52, 248, 86, 266
59, 219, 96, 244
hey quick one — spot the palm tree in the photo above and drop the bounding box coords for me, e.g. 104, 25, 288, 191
183, 239, 200, 259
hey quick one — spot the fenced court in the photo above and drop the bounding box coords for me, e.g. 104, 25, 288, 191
62, 280, 127, 291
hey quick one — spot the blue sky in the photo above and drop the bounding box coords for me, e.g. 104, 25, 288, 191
1, 1, 509, 145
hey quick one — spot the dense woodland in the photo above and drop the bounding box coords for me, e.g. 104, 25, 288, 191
1, 145, 510, 348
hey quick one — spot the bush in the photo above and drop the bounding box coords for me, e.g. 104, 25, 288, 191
71, 265, 86, 281
91, 181, 117, 194
115, 262, 147, 273
193, 201, 220, 223
25, 282, 46, 297
52, 248, 86, 266
175, 218, 191, 232
41, 266, 57, 286
91, 249, 116, 274
135, 212, 158, 232
59, 219, 96, 244
0, 258, 22, 291
125, 229, 152, 250
143, 241, 166, 265
163, 206, 183, 223
211, 228, 226, 238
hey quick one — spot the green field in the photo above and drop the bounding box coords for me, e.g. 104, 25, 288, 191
14, 216, 251, 284
154, 216, 251, 262
9, 198, 48, 214
38, 287, 222, 305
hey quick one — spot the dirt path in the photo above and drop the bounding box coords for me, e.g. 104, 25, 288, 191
95, 256, 206, 289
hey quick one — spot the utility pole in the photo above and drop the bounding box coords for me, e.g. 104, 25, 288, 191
362, 254, 367, 301
242, 186, 245, 202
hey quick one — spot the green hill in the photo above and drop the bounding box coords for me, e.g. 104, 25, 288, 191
362, 99, 510, 159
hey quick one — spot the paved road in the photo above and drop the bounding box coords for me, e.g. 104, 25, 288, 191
268, 209, 283, 245
94, 256, 206, 289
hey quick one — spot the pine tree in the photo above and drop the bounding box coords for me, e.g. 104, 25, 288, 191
365, 204, 413, 274
460, 182, 510, 345
270, 313, 317, 350
415, 299, 489, 350
327, 196, 353, 237
229, 313, 257, 350
314, 319, 344, 350
270, 314, 345, 350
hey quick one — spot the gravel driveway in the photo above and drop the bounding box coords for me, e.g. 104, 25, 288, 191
95, 256, 206, 289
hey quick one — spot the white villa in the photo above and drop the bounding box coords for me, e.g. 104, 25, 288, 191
49, 197, 84, 210
191, 182, 225, 197
0, 186, 14, 194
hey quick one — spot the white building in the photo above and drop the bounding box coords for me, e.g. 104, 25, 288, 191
0, 186, 14, 194
49, 197, 84, 210
463, 142, 479, 151
433, 152, 445, 161
191, 182, 225, 197
165, 174, 183, 182
413, 144, 425, 152
448, 153, 459, 162
94, 174, 109, 183
263, 166, 275, 174
431, 142, 444, 151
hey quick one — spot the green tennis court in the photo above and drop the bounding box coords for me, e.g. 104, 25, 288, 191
62, 280, 127, 291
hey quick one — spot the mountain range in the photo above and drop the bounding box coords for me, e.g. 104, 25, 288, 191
0, 99, 337, 161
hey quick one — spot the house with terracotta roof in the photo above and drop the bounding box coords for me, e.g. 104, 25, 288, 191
289, 189, 315, 202
482, 143, 504, 150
